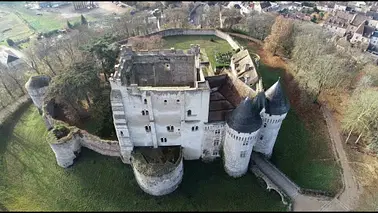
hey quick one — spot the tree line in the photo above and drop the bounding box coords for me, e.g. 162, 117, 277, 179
262, 15, 378, 152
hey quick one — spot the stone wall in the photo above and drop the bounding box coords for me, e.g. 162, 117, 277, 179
48, 127, 121, 168
134, 28, 242, 51
131, 148, 184, 196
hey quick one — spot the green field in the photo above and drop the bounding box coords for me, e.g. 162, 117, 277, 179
0, 104, 286, 211
235, 37, 342, 195
0, 10, 34, 42
0, 3, 102, 43
163, 35, 233, 70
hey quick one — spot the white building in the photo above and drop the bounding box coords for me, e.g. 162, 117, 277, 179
109, 44, 290, 180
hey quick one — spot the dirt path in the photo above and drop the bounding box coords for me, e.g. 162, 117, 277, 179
320, 104, 361, 210
228, 32, 362, 211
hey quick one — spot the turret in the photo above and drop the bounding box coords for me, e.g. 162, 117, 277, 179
25, 75, 51, 115
223, 92, 265, 177
254, 78, 290, 158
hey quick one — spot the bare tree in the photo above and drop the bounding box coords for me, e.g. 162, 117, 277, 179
128, 35, 166, 51
245, 12, 276, 40
161, 7, 190, 29
264, 15, 294, 58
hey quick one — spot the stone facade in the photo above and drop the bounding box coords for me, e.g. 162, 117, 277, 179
25, 30, 290, 197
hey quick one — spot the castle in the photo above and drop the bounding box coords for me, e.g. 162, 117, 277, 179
25, 43, 289, 197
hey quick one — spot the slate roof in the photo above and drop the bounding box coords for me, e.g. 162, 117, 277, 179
355, 24, 375, 37
325, 11, 354, 29
264, 79, 290, 115
366, 11, 378, 20
350, 14, 368, 26
0, 48, 20, 66
260, 2, 271, 9
372, 31, 378, 37
226, 92, 265, 133
25, 75, 51, 90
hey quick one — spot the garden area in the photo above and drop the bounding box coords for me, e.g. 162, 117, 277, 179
163, 35, 233, 71
0, 104, 286, 211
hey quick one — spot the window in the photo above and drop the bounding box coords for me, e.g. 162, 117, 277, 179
142, 110, 149, 116
142, 111, 145, 116
120, 131, 124, 137
192, 126, 199, 131
144, 99, 147, 104
374, 41, 376, 44
215, 129, 220, 134
243, 141, 248, 146
167, 126, 174, 132
240, 151, 246, 158
177, 99, 180, 103
145, 110, 149, 115
264, 123, 267, 128
145, 126, 151, 132
213, 150, 218, 156
214, 139, 220, 146
187, 110, 192, 116
164, 100, 167, 104
160, 138, 167, 143
260, 136, 264, 140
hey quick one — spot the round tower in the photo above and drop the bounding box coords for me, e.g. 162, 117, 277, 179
254, 78, 290, 158
25, 75, 51, 114
223, 92, 265, 178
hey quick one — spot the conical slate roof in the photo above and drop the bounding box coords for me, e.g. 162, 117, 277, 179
25, 75, 51, 90
227, 92, 265, 133
265, 78, 290, 115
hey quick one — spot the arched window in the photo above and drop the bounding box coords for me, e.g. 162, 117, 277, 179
145, 110, 149, 115
144, 99, 147, 104
187, 110, 192, 116
264, 123, 267, 128
164, 100, 167, 104
260, 136, 264, 140
177, 99, 180, 103
195, 126, 198, 131
141, 111, 145, 116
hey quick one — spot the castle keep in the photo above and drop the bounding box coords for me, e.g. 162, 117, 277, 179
25, 42, 289, 197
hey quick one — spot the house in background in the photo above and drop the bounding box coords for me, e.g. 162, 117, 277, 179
324, 11, 354, 37
316, 2, 335, 12
333, 2, 348, 13
252, 1, 272, 13
350, 23, 375, 46
0, 46, 26, 71
367, 31, 378, 53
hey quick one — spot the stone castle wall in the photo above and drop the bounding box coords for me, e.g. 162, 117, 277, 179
48, 128, 122, 168
120, 28, 242, 51
131, 148, 184, 196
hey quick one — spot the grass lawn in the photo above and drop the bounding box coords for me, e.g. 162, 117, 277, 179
163, 35, 232, 71
235, 37, 342, 195
0, 104, 286, 211
0, 10, 34, 41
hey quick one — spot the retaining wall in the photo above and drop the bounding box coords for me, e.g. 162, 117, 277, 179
119, 28, 242, 51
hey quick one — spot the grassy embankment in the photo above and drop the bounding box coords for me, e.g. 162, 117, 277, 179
0, 104, 285, 211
